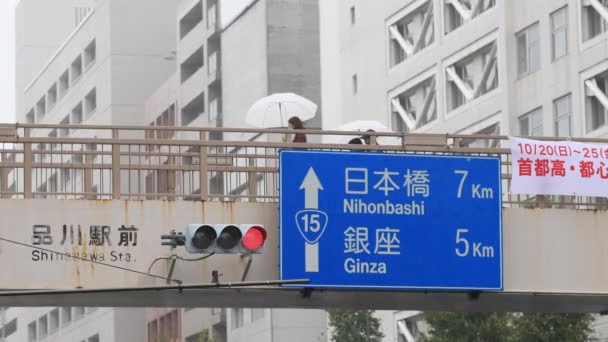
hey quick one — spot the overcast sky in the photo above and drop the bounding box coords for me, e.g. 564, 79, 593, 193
0, 0, 254, 124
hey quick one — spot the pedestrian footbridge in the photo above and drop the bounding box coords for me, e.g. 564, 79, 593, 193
0, 124, 607, 312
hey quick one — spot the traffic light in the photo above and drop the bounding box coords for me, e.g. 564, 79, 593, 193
184, 224, 267, 254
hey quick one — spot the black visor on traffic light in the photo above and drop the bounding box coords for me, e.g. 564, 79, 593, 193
216, 225, 242, 251
192, 225, 217, 250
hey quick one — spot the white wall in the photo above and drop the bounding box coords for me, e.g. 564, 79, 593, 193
319, 1, 342, 131
108, 0, 178, 126
221, 0, 267, 138
15, 0, 96, 119
17, 0, 178, 127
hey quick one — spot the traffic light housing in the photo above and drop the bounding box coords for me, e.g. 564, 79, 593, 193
184, 224, 267, 254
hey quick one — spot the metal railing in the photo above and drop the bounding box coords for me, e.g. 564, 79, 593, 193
0, 123, 607, 209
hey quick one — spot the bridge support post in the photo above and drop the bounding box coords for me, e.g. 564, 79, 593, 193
248, 157, 258, 202
112, 129, 120, 199
23, 128, 32, 199
199, 131, 208, 202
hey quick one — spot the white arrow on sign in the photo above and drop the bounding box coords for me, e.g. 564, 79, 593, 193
299, 167, 324, 209
299, 167, 324, 272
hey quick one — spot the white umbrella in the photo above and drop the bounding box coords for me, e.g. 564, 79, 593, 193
339, 120, 388, 132
246, 93, 317, 128
327, 120, 401, 145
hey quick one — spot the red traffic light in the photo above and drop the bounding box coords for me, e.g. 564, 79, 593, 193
185, 224, 266, 254
242, 226, 267, 252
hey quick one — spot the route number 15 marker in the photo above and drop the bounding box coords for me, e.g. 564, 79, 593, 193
295, 167, 328, 272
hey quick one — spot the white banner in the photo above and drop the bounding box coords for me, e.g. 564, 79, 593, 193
509, 137, 608, 197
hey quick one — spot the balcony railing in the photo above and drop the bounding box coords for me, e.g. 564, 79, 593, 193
0, 124, 607, 209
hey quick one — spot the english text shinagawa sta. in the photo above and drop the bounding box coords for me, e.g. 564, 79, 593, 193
344, 198, 425, 216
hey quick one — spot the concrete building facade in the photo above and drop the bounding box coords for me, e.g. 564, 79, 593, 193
17, 0, 177, 128
144, 308, 227, 342
13, 1, 178, 341
175, 0, 222, 131
221, 0, 322, 139
15, 0, 97, 119
0, 307, 145, 342
142, 1, 327, 341
227, 308, 327, 342
320, 0, 608, 144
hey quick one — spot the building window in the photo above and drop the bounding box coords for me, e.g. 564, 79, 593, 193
391, 76, 437, 132
185, 330, 209, 342
209, 97, 219, 122
36, 96, 46, 121
352, 74, 358, 94
26, 108, 35, 123
2, 319, 17, 338
583, 0, 608, 41
147, 320, 157, 342
47, 84, 57, 111
73, 307, 85, 320
28, 321, 36, 342
350, 6, 356, 25
85, 88, 97, 117
231, 308, 244, 330
251, 308, 265, 321
71, 55, 83, 84
460, 123, 500, 148
38, 315, 48, 340
444, 0, 496, 34
74, 7, 91, 27
397, 315, 425, 342
72, 102, 83, 124
180, 1, 203, 39
59, 69, 70, 99
446, 41, 498, 111
182, 92, 205, 126
208, 3, 218, 30
59, 115, 70, 137
388, 1, 434, 67
147, 310, 179, 342
452, 61, 473, 109
551, 7, 568, 61
554, 94, 571, 136
208, 51, 219, 77
517, 23, 540, 76
148, 310, 181, 342
84, 39, 96, 69
61, 307, 72, 326
49, 308, 59, 334
180, 46, 204, 83
519, 108, 543, 136
155, 104, 176, 139
88, 334, 99, 342
585, 71, 608, 132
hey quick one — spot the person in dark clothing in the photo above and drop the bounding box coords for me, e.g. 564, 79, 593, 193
361, 129, 376, 145
283, 116, 307, 143
348, 137, 363, 144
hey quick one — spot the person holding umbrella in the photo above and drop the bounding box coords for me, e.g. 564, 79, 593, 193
282, 116, 307, 143
361, 129, 376, 145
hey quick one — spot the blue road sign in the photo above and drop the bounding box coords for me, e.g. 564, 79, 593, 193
279, 150, 503, 290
